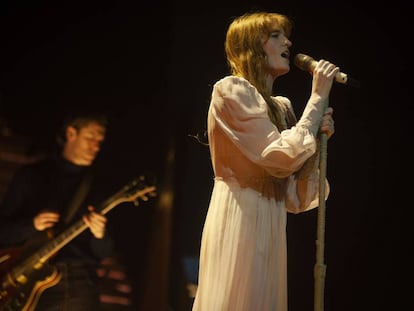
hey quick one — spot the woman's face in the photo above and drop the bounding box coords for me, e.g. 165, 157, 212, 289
262, 29, 292, 78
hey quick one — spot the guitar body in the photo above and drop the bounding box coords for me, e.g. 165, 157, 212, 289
0, 247, 61, 311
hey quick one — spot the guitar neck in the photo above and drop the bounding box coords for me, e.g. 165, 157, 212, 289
12, 218, 87, 277
12, 192, 122, 278
9, 179, 156, 281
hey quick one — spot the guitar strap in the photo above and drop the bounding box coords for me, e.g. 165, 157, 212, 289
62, 169, 94, 224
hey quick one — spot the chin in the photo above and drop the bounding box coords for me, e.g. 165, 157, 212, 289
78, 160, 93, 166
273, 69, 289, 79
281, 65, 290, 74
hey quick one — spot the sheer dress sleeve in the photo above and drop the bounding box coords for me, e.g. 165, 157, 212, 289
210, 76, 329, 213
211, 76, 317, 177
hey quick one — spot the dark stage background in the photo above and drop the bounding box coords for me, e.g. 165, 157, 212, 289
0, 1, 412, 310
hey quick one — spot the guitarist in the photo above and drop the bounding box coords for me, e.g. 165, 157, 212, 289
0, 109, 117, 310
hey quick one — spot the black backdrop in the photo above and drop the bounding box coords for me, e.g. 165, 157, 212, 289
0, 1, 412, 310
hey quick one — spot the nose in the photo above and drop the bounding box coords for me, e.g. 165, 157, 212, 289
285, 38, 292, 47
90, 140, 101, 152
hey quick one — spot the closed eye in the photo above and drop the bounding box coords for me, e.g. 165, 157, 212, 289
270, 31, 281, 39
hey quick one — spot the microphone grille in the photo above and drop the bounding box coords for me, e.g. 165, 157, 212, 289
294, 53, 315, 72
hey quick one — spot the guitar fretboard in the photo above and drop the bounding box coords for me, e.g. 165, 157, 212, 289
9, 179, 155, 281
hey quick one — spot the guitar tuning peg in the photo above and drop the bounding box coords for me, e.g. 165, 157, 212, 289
133, 200, 140, 207
141, 196, 149, 201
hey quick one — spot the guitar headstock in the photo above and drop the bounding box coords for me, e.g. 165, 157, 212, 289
124, 176, 157, 206
122, 175, 157, 206
101, 176, 156, 213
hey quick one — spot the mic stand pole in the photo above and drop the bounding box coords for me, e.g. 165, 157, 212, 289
314, 106, 329, 311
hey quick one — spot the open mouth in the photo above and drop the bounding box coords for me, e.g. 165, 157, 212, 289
281, 51, 290, 59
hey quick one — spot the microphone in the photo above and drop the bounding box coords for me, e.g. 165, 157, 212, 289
294, 53, 360, 88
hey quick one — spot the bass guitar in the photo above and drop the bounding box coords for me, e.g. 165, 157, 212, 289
0, 176, 156, 311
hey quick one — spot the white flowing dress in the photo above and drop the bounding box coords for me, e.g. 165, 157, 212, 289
192, 76, 329, 311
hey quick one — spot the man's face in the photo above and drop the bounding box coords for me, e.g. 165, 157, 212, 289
64, 122, 106, 166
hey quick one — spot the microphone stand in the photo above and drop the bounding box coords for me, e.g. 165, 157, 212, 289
314, 106, 329, 311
